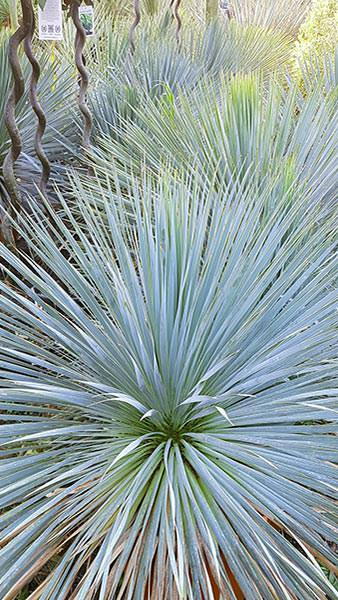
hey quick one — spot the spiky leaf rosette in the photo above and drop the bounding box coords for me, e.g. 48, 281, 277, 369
0, 172, 337, 599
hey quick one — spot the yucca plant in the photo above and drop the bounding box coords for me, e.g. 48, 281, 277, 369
58, 8, 293, 160
87, 22, 293, 161
89, 32, 202, 140
55, 0, 198, 85
90, 72, 338, 209
230, 0, 312, 35
0, 169, 337, 599
191, 21, 292, 75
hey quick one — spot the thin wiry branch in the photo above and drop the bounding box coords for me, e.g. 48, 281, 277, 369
172, 0, 182, 44
2, 0, 31, 216
129, 0, 141, 54
70, 0, 93, 149
23, 0, 51, 197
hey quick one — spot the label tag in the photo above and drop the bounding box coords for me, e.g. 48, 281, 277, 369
38, 0, 63, 41
79, 5, 95, 37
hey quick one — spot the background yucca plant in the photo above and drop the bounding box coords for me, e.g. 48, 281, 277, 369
88, 70, 338, 210
0, 170, 337, 599
230, 0, 312, 35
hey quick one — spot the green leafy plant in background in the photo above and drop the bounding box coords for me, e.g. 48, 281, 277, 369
293, 0, 338, 88
295, 0, 338, 63
322, 566, 338, 593
206, 0, 219, 22
143, 0, 160, 17
0, 0, 21, 28
0, 0, 10, 27
0, 169, 337, 599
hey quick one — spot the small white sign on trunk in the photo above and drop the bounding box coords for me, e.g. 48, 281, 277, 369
38, 0, 63, 41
